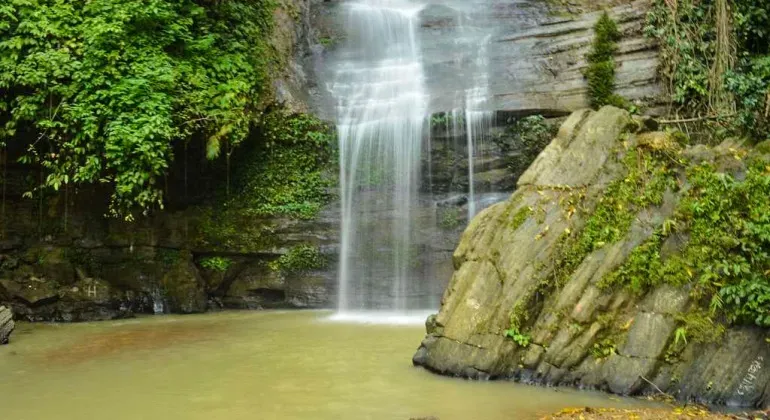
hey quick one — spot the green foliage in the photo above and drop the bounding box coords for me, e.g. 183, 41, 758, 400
505, 327, 532, 347
269, 244, 326, 273
438, 207, 462, 230
645, 0, 770, 139
674, 326, 688, 346
725, 55, 770, 140
645, 0, 715, 110
0, 0, 277, 217
199, 256, 232, 272
429, 112, 464, 129
590, 338, 617, 359
505, 303, 532, 347
602, 154, 770, 328
493, 115, 559, 176
231, 111, 336, 220
733, 0, 770, 55
586, 13, 622, 109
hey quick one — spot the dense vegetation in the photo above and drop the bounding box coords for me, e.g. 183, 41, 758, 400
194, 111, 335, 252
645, 0, 770, 141
231, 111, 336, 220
0, 0, 280, 218
602, 152, 770, 329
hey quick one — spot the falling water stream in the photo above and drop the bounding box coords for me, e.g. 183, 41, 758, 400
333, 0, 427, 314
331, 0, 497, 316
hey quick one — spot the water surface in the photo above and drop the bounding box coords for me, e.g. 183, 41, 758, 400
1, 311, 650, 419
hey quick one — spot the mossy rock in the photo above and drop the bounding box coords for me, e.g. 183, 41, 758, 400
159, 251, 207, 314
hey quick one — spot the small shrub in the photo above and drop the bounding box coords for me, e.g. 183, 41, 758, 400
439, 208, 462, 230
200, 256, 233, 272
505, 328, 532, 347
269, 244, 326, 273
586, 12, 623, 109
590, 338, 617, 359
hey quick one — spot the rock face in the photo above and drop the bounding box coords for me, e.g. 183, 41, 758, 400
413, 107, 770, 408
0, 306, 14, 344
312, 0, 662, 118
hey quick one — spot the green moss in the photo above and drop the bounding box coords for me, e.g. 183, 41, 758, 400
195, 207, 279, 253
586, 13, 623, 109
676, 311, 726, 344
756, 140, 770, 154
551, 144, 678, 286
157, 249, 183, 267
509, 206, 533, 231
64, 248, 101, 275
269, 244, 326, 273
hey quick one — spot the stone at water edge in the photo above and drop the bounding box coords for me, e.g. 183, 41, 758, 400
0, 305, 14, 345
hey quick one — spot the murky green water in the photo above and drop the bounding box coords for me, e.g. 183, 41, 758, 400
1, 311, 650, 419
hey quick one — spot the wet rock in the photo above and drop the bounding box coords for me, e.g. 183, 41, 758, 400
0, 305, 14, 344
425, 314, 443, 335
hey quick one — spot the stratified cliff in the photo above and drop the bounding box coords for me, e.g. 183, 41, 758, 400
414, 106, 770, 409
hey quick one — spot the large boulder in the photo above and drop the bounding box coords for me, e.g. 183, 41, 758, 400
412, 107, 770, 409
0, 305, 14, 344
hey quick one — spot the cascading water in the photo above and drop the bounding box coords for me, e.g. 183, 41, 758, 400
332, 0, 428, 314
329, 0, 499, 318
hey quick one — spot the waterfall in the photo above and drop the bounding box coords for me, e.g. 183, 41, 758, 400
463, 34, 494, 220
329, 0, 496, 317
333, 0, 427, 313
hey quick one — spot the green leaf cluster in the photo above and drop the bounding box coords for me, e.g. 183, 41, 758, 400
199, 256, 232, 272
504, 301, 533, 347
0, 0, 276, 217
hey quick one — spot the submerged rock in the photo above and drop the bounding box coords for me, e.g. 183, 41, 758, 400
413, 107, 770, 409
0, 305, 14, 344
